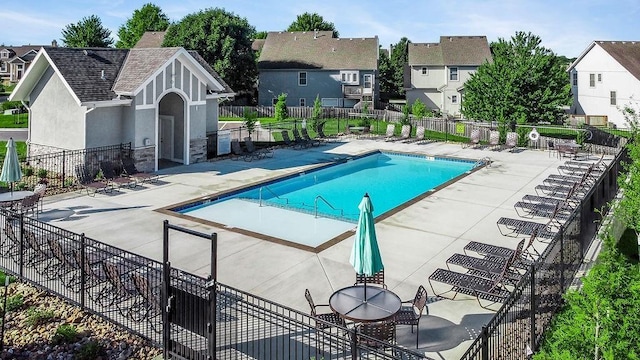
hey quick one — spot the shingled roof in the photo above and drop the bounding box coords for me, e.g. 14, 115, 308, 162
597, 41, 640, 81
113, 47, 180, 94
44, 47, 128, 103
258, 31, 378, 70
187, 50, 234, 94
409, 36, 492, 66
134, 31, 166, 48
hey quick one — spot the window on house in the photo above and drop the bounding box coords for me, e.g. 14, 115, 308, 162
449, 67, 458, 81
0, 51, 8, 59
299, 98, 306, 107
421, 67, 428, 75
342, 73, 346, 82
589, 73, 595, 87
597, 73, 602, 82
451, 95, 458, 104
572, 72, 578, 86
610, 91, 617, 106
298, 72, 307, 86
340, 70, 359, 85
0, 62, 6, 72
363, 74, 372, 89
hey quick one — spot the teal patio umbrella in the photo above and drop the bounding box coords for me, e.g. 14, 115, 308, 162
350, 193, 384, 300
0, 138, 22, 194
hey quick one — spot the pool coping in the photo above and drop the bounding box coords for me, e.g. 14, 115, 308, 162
156, 150, 488, 253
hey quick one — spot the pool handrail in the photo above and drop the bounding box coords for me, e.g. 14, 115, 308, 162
259, 186, 289, 207
314, 195, 344, 218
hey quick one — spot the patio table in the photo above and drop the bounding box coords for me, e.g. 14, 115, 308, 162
0, 191, 34, 203
329, 285, 401, 323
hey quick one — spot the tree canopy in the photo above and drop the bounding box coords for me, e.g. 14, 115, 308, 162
115, 3, 170, 48
388, 37, 410, 98
61, 15, 113, 47
286, 12, 338, 38
377, 46, 395, 99
163, 8, 257, 96
461, 31, 571, 125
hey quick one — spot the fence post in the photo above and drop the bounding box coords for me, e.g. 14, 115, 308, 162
208, 232, 217, 360
80, 233, 86, 309
349, 327, 358, 360
162, 220, 171, 359
61, 150, 66, 188
530, 263, 536, 354
481, 325, 488, 360
559, 225, 565, 292
18, 213, 24, 278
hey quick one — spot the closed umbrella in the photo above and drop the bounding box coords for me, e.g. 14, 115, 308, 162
350, 193, 384, 301
0, 138, 22, 194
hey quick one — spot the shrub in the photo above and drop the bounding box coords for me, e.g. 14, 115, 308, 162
22, 167, 34, 177
274, 93, 288, 122
37, 169, 48, 179
411, 98, 427, 118
76, 340, 105, 360
51, 324, 78, 345
0, 294, 24, 315
25, 306, 56, 327
242, 107, 258, 135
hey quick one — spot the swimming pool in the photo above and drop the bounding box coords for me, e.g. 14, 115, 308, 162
168, 151, 478, 250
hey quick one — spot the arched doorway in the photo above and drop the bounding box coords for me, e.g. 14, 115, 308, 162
157, 92, 186, 170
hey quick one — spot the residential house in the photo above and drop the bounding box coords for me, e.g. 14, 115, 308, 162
0, 44, 49, 84
568, 40, 640, 129
9, 46, 234, 171
257, 31, 379, 108
405, 36, 492, 118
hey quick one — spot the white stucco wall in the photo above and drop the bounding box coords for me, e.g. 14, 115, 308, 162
85, 107, 124, 148
571, 44, 640, 128
409, 66, 445, 89
29, 66, 86, 149
206, 100, 219, 133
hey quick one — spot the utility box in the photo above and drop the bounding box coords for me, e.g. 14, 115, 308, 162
217, 130, 231, 156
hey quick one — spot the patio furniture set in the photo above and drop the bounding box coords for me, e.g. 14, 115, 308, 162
427, 152, 607, 309
74, 157, 159, 196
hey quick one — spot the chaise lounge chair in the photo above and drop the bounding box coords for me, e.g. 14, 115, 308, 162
244, 137, 274, 159
446, 237, 525, 284
75, 164, 112, 196
505, 132, 518, 152
488, 130, 500, 150
464, 231, 539, 269
281, 130, 304, 149
121, 157, 159, 185
496, 208, 560, 240
317, 127, 339, 142
100, 161, 136, 189
300, 128, 322, 147
404, 125, 426, 144
292, 128, 312, 148
467, 129, 481, 148
231, 139, 253, 161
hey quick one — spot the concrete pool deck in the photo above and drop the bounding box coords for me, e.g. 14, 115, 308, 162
39, 138, 599, 358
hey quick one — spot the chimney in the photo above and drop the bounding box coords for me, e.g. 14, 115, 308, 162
51, 39, 58, 47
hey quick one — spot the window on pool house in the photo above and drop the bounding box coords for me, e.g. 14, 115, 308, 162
299, 98, 306, 107
449, 67, 458, 81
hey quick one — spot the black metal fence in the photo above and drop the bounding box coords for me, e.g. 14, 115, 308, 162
2, 143, 132, 192
460, 147, 625, 360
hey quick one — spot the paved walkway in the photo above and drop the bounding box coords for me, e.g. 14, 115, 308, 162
39, 139, 599, 358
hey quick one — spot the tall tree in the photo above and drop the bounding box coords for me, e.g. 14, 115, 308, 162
61, 15, 113, 47
286, 12, 338, 38
378, 47, 395, 98
389, 37, 410, 97
163, 8, 257, 96
462, 31, 571, 127
115, 3, 170, 48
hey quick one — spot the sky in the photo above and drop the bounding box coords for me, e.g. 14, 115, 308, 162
2, 0, 640, 58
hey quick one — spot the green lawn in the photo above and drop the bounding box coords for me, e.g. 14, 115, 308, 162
0, 113, 28, 128
0, 140, 27, 161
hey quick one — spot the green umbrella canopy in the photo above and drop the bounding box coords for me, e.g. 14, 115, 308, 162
350, 193, 384, 276
0, 138, 22, 186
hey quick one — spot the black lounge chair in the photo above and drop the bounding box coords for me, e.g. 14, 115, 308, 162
231, 139, 253, 161
513, 200, 573, 221
428, 265, 512, 309
447, 238, 525, 284
292, 128, 312, 148
317, 127, 339, 142
100, 161, 135, 189
121, 157, 158, 184
355, 269, 386, 289
465, 231, 539, 265
75, 164, 112, 196
281, 130, 303, 149
496, 216, 558, 240
244, 137, 274, 159
559, 153, 606, 175
300, 128, 321, 147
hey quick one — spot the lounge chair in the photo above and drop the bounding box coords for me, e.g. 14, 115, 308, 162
467, 129, 481, 148
496, 211, 559, 240
129, 270, 162, 332
121, 157, 158, 184
488, 130, 500, 150
75, 164, 111, 196
231, 139, 252, 161
386, 125, 410, 142
100, 161, 135, 189
379, 124, 396, 141
292, 128, 312, 147
447, 237, 525, 284
317, 127, 339, 142
505, 132, 518, 152
300, 128, 321, 147
355, 268, 386, 289
102, 260, 138, 316
395, 285, 428, 348
244, 137, 274, 159
404, 125, 426, 144
464, 233, 538, 269
281, 130, 303, 149
558, 152, 606, 175
428, 264, 512, 309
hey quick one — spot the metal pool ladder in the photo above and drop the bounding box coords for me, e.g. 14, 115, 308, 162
259, 186, 289, 207
314, 195, 344, 218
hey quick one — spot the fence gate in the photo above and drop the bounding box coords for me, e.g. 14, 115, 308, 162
162, 220, 217, 360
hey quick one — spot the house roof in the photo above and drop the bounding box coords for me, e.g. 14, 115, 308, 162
0, 45, 43, 58
408, 36, 492, 66
45, 47, 129, 103
186, 50, 234, 94
113, 47, 180, 94
258, 31, 378, 70
252, 39, 265, 52
134, 31, 166, 48
596, 41, 640, 81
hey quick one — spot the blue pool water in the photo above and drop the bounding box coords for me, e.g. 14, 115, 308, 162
179, 152, 475, 222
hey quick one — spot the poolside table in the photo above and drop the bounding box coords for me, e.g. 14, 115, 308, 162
329, 285, 401, 323
0, 190, 34, 203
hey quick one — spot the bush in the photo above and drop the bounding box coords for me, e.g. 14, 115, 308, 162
25, 307, 56, 327
51, 324, 78, 345
1, 294, 24, 315
243, 107, 258, 135
22, 167, 34, 177
1, 101, 23, 112
37, 168, 48, 179
76, 340, 105, 360
411, 98, 427, 118
274, 93, 288, 122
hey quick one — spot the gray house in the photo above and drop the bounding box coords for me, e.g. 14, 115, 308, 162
405, 36, 492, 117
257, 31, 379, 108
9, 46, 234, 171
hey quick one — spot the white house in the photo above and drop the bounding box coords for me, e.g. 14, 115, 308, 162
9, 46, 234, 171
568, 41, 640, 129
404, 36, 492, 118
